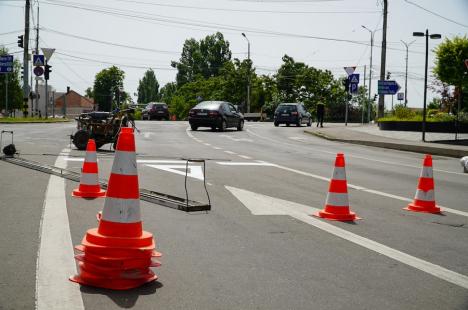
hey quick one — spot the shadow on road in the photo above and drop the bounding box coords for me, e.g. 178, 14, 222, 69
79, 280, 163, 308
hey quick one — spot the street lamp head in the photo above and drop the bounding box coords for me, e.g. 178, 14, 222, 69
242, 33, 246, 37
413, 32, 425, 37
430, 34, 442, 39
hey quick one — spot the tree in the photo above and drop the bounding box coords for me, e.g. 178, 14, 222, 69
137, 69, 160, 104
0, 48, 23, 115
85, 87, 94, 98
159, 82, 177, 104
433, 36, 468, 111
171, 32, 231, 86
93, 66, 125, 111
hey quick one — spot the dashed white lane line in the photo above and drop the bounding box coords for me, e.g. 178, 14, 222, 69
217, 162, 276, 166
204, 143, 212, 146
213, 147, 223, 150
238, 155, 252, 159
224, 150, 237, 155
36, 148, 84, 310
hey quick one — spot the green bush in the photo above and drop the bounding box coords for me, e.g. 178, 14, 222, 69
133, 109, 142, 120
393, 104, 415, 119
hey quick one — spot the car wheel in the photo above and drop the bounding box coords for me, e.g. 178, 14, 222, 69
72, 130, 89, 150
297, 118, 302, 127
274, 122, 279, 127
237, 120, 244, 131
191, 125, 198, 131
307, 118, 312, 127
219, 119, 227, 132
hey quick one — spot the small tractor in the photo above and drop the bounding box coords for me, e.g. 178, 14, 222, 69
71, 109, 137, 150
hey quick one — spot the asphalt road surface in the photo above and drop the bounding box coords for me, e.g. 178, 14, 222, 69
0, 121, 467, 310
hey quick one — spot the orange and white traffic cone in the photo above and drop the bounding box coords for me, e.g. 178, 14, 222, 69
72, 139, 105, 198
404, 154, 441, 214
314, 153, 360, 221
70, 127, 162, 290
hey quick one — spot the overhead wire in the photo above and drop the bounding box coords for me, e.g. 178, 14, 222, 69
404, 0, 468, 29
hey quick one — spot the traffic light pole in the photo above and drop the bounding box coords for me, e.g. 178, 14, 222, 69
378, 0, 388, 119
34, 2, 39, 116
23, 0, 30, 110
5, 74, 8, 117
44, 59, 48, 118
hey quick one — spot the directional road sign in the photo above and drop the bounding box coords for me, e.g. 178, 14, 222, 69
349, 73, 360, 84
33, 54, 45, 66
378, 80, 401, 95
0, 55, 14, 74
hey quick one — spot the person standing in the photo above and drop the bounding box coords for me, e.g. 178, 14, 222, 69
316, 102, 325, 127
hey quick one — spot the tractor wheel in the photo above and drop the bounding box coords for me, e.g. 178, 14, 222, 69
72, 130, 90, 150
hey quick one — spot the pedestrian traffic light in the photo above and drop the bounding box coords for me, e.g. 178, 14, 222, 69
44, 64, 52, 80
17, 35, 24, 48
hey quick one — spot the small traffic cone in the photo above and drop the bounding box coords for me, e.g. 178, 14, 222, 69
314, 153, 360, 221
404, 155, 441, 214
70, 127, 161, 290
72, 139, 105, 198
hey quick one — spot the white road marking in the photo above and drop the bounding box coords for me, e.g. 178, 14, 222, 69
288, 136, 307, 141
219, 134, 254, 142
224, 150, 237, 155
146, 164, 205, 180
238, 155, 252, 159
36, 148, 84, 310
216, 162, 276, 166
143, 132, 153, 139
226, 186, 468, 290
204, 143, 212, 146
213, 146, 223, 150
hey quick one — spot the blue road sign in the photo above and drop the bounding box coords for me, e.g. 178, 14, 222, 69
349, 73, 360, 85
350, 83, 359, 94
378, 80, 401, 95
0, 55, 14, 74
33, 54, 45, 66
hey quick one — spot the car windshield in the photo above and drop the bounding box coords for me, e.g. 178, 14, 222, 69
194, 101, 222, 110
154, 104, 167, 108
276, 105, 297, 113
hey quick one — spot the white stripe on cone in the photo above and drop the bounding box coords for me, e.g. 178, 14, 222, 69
420, 167, 433, 178
325, 192, 349, 207
415, 189, 435, 202
110, 151, 138, 176
331, 167, 346, 180
79, 173, 99, 186
84, 151, 97, 163
101, 198, 141, 223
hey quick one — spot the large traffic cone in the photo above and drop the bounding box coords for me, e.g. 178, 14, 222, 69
70, 127, 162, 290
314, 153, 360, 221
405, 155, 441, 214
72, 139, 105, 198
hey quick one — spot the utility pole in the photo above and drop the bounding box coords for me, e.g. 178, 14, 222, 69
401, 40, 416, 107
5, 74, 8, 117
242, 33, 251, 113
362, 25, 377, 123
378, 0, 388, 119
23, 0, 31, 111
362, 65, 366, 124
34, 2, 39, 116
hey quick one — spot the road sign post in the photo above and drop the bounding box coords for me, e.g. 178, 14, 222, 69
0, 55, 13, 116
344, 68, 358, 126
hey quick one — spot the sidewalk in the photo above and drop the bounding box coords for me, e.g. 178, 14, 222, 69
304, 123, 468, 158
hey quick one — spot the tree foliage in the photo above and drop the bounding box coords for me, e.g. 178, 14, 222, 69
93, 66, 125, 111
171, 32, 231, 86
0, 48, 23, 114
137, 69, 160, 104
434, 36, 468, 88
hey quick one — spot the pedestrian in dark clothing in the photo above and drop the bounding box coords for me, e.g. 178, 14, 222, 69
316, 102, 324, 127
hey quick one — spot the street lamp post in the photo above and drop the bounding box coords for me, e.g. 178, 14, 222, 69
413, 30, 441, 142
401, 40, 416, 106
362, 25, 379, 123
241, 33, 251, 113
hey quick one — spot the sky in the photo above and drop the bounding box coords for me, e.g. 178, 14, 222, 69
1, 0, 467, 109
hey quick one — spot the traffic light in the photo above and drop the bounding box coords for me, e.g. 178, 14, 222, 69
44, 64, 52, 80
373, 94, 378, 101
20, 66, 24, 80
17, 35, 24, 48
66, 86, 70, 94
386, 71, 391, 80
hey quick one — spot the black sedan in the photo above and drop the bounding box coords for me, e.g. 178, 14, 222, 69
189, 101, 244, 131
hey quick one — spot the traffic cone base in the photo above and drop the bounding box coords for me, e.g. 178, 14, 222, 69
70, 270, 157, 291
404, 203, 441, 214
72, 187, 105, 198
314, 210, 360, 221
